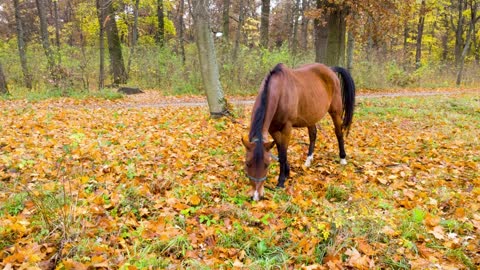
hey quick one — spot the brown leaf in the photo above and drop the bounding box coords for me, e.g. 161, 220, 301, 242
356, 238, 376, 256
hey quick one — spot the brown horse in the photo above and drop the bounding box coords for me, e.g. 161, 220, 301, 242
242, 63, 355, 201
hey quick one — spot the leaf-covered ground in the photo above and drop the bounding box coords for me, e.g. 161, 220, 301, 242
1, 91, 479, 269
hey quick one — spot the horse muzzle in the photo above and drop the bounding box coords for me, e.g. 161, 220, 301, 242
248, 176, 266, 201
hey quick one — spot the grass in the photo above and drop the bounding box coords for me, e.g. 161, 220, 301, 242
325, 185, 349, 202
1, 192, 28, 216
152, 235, 192, 258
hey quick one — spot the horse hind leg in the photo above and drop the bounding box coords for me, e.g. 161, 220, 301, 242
330, 112, 347, 165
304, 125, 317, 167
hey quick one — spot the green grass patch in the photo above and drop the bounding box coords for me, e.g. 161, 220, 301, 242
1, 192, 28, 216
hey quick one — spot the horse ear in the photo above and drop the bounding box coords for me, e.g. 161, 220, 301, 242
264, 141, 275, 151
242, 135, 252, 149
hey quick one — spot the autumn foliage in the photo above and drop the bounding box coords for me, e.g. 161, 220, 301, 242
0, 91, 479, 269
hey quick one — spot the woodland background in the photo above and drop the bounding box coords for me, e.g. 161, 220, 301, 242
0, 0, 480, 98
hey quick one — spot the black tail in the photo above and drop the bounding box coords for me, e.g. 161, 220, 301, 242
331, 66, 355, 136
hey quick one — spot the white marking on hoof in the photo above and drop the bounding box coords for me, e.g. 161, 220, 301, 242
340, 158, 347, 165
253, 190, 260, 201
304, 155, 313, 167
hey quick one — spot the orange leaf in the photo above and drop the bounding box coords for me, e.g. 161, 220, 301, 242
356, 238, 376, 256
424, 214, 440, 227
189, 194, 201, 206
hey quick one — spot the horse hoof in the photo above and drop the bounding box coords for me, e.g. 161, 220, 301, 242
304, 155, 313, 167
276, 184, 285, 189
340, 158, 347, 165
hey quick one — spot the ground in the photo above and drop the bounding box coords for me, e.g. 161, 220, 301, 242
0, 89, 479, 269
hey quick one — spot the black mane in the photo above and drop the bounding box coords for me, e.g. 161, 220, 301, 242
249, 63, 283, 163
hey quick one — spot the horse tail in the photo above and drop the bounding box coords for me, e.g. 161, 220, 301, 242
249, 63, 283, 141
331, 66, 356, 136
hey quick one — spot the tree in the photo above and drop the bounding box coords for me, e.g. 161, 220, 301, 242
104, 0, 127, 85
178, 0, 186, 64
127, 0, 139, 76
300, 0, 310, 50
313, 1, 347, 66
456, 0, 479, 85
260, 0, 270, 47
96, 0, 106, 89
415, 0, 427, 69
453, 0, 466, 66
313, 0, 328, 63
223, 0, 230, 41
156, 0, 165, 46
53, 0, 61, 49
290, 0, 301, 53
13, 0, 32, 89
35, 0, 58, 84
191, 0, 228, 117
0, 62, 8, 94
233, 0, 244, 60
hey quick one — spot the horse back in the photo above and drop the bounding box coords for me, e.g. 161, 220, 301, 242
284, 63, 340, 127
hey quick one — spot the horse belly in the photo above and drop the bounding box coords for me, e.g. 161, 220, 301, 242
292, 101, 329, 127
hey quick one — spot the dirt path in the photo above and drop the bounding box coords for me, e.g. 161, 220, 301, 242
98, 89, 480, 109
1, 89, 479, 110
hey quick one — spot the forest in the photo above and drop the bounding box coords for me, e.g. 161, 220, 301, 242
0, 0, 479, 99
1, 0, 480, 269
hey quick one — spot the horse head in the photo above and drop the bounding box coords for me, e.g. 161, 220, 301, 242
242, 136, 275, 201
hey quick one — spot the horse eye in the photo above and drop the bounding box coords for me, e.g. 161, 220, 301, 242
246, 162, 252, 167
264, 163, 268, 169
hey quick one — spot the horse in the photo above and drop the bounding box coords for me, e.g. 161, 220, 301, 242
242, 63, 355, 201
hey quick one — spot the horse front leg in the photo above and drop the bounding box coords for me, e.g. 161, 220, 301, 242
271, 128, 291, 188
276, 143, 289, 188
304, 125, 317, 167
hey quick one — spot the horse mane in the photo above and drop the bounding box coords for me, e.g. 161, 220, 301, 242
249, 63, 283, 162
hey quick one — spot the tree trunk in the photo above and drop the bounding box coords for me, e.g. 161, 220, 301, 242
79, 29, 89, 90
300, 0, 310, 51
290, 0, 301, 53
347, 30, 354, 72
178, 0, 186, 64
403, 20, 409, 62
473, 12, 479, 64
415, 0, 426, 69
441, 13, 449, 62
456, 22, 473, 85
456, 2, 479, 85
233, 0, 244, 60
127, 0, 139, 76
325, 7, 346, 66
314, 0, 328, 63
454, 0, 465, 66
13, 0, 32, 89
54, 0, 61, 48
35, 0, 58, 84
105, 0, 127, 85
260, 0, 270, 48
191, 0, 227, 117
156, 0, 165, 46
0, 62, 8, 95
96, 0, 105, 89
223, 0, 230, 41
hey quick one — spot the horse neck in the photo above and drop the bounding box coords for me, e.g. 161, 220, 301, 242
250, 87, 279, 142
